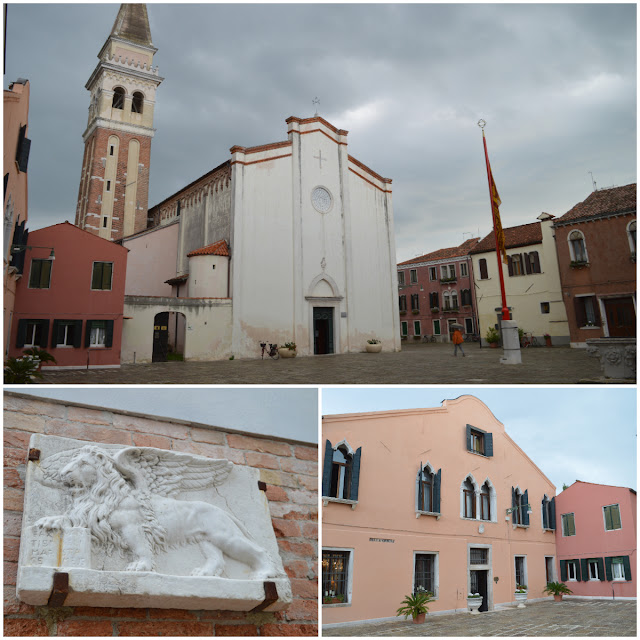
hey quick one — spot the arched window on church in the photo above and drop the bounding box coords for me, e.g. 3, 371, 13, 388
132, 92, 144, 114
112, 87, 125, 110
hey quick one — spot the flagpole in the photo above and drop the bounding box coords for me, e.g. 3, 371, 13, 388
479, 122, 510, 321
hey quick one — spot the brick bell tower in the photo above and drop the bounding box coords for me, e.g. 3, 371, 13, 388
75, 4, 163, 240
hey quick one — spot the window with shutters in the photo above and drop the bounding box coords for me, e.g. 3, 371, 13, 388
91, 262, 113, 290
512, 487, 528, 526
541, 495, 556, 530
23, 321, 45, 348
567, 560, 578, 581
429, 267, 437, 281
411, 293, 420, 311
574, 295, 600, 328
413, 320, 421, 336
508, 253, 524, 276
479, 258, 488, 279
55, 320, 80, 347
464, 317, 474, 334
131, 91, 144, 114
561, 512, 576, 537
28, 259, 52, 289
429, 291, 439, 310
416, 463, 441, 516
525, 251, 541, 274
466, 424, 493, 457
399, 295, 407, 312
85, 319, 114, 349
112, 87, 125, 110
401, 321, 408, 337
15, 124, 31, 173
433, 319, 441, 335
603, 504, 622, 531
460, 289, 472, 306
397, 271, 405, 286
568, 230, 588, 264
611, 557, 626, 580
322, 548, 352, 604
414, 553, 437, 597
588, 560, 600, 580
440, 264, 456, 281
410, 269, 418, 284
460, 262, 468, 277
322, 440, 361, 504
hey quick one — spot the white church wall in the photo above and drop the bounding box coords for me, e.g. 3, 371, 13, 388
188, 254, 229, 298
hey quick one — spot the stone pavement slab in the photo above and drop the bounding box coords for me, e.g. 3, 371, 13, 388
322, 599, 637, 636
34, 342, 630, 385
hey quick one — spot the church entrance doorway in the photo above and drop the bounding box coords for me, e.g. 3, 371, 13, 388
313, 307, 334, 355
152, 312, 169, 362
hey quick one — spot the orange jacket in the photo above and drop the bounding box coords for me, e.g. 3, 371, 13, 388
452, 330, 464, 345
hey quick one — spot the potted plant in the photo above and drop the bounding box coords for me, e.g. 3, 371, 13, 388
22, 347, 57, 370
467, 592, 483, 614
411, 309, 419, 314
543, 581, 572, 603
431, 307, 439, 313
4, 355, 43, 384
278, 341, 297, 358
323, 593, 345, 605
486, 326, 500, 348
396, 588, 433, 624
366, 338, 382, 353
518, 328, 525, 346
514, 584, 528, 608
543, 333, 552, 347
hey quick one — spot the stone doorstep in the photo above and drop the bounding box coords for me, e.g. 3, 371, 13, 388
18, 565, 292, 611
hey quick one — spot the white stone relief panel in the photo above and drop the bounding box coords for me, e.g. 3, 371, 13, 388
17, 434, 292, 611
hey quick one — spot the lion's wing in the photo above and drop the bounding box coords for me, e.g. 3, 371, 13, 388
37, 447, 85, 486
113, 447, 233, 496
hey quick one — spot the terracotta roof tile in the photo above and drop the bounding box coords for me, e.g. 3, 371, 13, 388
470, 222, 543, 254
398, 237, 480, 266
187, 239, 229, 258
164, 274, 188, 285
555, 183, 636, 224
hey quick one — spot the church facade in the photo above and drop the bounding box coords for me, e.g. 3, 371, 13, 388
76, 4, 400, 362
121, 115, 401, 361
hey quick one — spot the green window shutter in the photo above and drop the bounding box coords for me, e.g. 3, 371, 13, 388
28, 260, 40, 288
560, 560, 567, 582
604, 557, 613, 581
549, 497, 556, 530
574, 559, 582, 581
16, 319, 28, 348
523, 489, 530, 526
542, 497, 548, 529
484, 432, 493, 457
73, 320, 83, 348
85, 320, 93, 348
41, 260, 51, 287
604, 505, 613, 530
321, 440, 333, 497
612, 505, 621, 530
105, 320, 114, 348
596, 557, 604, 581
433, 468, 441, 514
622, 556, 632, 581
92, 263, 102, 289
511, 487, 516, 525
466, 425, 472, 452
52, 320, 61, 345
580, 558, 589, 581
416, 467, 423, 511
102, 262, 113, 289
350, 447, 362, 501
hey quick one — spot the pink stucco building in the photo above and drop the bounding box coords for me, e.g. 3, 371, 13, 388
322, 396, 558, 625
555, 481, 636, 598
9, 222, 128, 369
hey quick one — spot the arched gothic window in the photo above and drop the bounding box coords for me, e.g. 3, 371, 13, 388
569, 230, 588, 263
132, 91, 144, 114
480, 481, 491, 521
463, 477, 476, 519
627, 220, 636, 256
112, 87, 125, 110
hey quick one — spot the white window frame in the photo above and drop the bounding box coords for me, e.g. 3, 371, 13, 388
567, 560, 578, 581
28, 258, 53, 290
514, 555, 528, 589
410, 269, 418, 284
91, 261, 114, 291
433, 319, 441, 335
460, 262, 468, 277
561, 512, 576, 537
568, 229, 589, 263
479, 477, 498, 523
398, 271, 405, 286
544, 556, 556, 583
56, 322, 76, 348
429, 267, 437, 281
322, 547, 354, 606
413, 551, 440, 600
588, 560, 599, 581
413, 320, 421, 336
23, 322, 41, 348
602, 503, 622, 532
612, 558, 625, 581
626, 220, 636, 256
89, 322, 107, 348
460, 474, 479, 521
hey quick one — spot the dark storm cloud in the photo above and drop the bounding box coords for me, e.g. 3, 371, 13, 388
5, 3, 635, 262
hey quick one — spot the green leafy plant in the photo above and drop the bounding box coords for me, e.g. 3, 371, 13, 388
431, 307, 439, 313
367, 339, 381, 344
515, 584, 528, 593
467, 592, 482, 599
4, 356, 43, 384
543, 333, 551, 339
282, 341, 297, 350
486, 327, 500, 344
543, 582, 573, 596
395, 589, 433, 620
22, 347, 56, 364
229, 355, 235, 360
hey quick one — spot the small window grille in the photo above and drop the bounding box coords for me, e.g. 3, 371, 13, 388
470, 548, 487, 564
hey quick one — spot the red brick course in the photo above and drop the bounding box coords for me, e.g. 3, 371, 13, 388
3, 392, 318, 636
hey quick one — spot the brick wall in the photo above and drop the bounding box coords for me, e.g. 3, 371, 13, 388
3, 392, 318, 636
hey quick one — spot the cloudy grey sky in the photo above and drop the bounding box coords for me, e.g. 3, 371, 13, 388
15, 387, 319, 443
5, 3, 636, 262
322, 387, 637, 492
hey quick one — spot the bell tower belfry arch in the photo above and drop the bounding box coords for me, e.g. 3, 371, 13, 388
75, 3, 163, 240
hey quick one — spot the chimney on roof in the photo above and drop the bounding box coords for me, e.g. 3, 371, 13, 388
537, 212, 555, 221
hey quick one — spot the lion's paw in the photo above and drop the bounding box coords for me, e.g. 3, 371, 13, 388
35, 516, 66, 531
191, 565, 223, 577
251, 567, 279, 580
126, 559, 153, 572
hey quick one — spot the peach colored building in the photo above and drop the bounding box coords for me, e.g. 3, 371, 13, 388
555, 481, 636, 599
4, 78, 31, 357
322, 396, 557, 625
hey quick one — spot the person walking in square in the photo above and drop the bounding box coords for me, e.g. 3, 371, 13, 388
452, 327, 465, 357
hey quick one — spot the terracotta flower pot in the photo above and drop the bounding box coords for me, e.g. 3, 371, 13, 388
489, 342, 498, 349
553, 594, 563, 602
545, 337, 552, 347
412, 613, 426, 624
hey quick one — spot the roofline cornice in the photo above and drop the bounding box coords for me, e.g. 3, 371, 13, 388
553, 209, 636, 227
399, 254, 472, 269
82, 118, 156, 142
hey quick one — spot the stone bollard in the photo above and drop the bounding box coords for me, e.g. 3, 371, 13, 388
500, 320, 522, 365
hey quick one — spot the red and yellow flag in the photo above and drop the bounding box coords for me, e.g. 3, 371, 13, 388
488, 165, 507, 264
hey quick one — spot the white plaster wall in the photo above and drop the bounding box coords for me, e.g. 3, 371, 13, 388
188, 255, 229, 298
122, 222, 180, 296
121, 299, 232, 363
